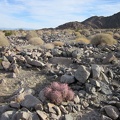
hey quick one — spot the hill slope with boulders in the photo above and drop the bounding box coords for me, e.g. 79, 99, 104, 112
56, 12, 120, 29
0, 28, 120, 120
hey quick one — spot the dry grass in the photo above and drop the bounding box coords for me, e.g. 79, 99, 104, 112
75, 37, 90, 44
28, 37, 44, 45
53, 41, 64, 46
90, 33, 117, 46
0, 33, 10, 46
26, 30, 38, 40
44, 43, 54, 49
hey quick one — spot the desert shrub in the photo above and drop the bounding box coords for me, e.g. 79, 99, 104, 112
90, 33, 117, 46
53, 41, 64, 46
3, 30, 13, 36
74, 31, 81, 37
0, 33, 10, 46
44, 43, 54, 49
80, 29, 90, 37
26, 30, 38, 40
106, 31, 113, 36
75, 37, 90, 44
28, 37, 44, 45
43, 82, 74, 105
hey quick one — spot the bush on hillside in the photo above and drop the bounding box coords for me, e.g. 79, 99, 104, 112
3, 30, 13, 36
28, 37, 44, 45
0, 34, 10, 46
90, 33, 117, 46
44, 43, 54, 49
75, 37, 90, 44
43, 82, 74, 105
26, 31, 38, 40
53, 41, 64, 46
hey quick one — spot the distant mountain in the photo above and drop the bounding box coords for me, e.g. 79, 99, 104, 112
56, 12, 120, 29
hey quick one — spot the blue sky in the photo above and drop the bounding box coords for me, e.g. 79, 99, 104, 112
0, 0, 120, 29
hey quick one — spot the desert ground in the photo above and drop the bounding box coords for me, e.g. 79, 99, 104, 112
0, 28, 120, 120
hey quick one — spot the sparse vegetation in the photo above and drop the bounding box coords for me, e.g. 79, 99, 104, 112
90, 33, 117, 46
43, 82, 74, 105
0, 33, 10, 46
26, 30, 38, 40
75, 37, 90, 44
3, 30, 13, 36
28, 37, 44, 45
53, 41, 64, 46
44, 43, 54, 49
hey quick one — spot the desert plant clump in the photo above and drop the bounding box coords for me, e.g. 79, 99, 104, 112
28, 37, 44, 45
44, 43, 54, 49
43, 82, 75, 105
3, 30, 13, 36
90, 33, 117, 46
26, 30, 38, 40
75, 37, 90, 44
53, 41, 64, 47
0, 33, 10, 46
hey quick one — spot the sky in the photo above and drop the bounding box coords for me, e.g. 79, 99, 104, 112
0, 0, 120, 29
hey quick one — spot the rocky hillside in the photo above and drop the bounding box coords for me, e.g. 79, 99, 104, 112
0, 29, 120, 120
56, 12, 120, 29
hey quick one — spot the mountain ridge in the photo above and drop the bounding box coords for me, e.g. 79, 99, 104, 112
56, 12, 120, 29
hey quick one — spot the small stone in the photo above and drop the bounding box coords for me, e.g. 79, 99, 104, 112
21, 95, 41, 109
104, 105, 120, 120
60, 74, 75, 84
36, 110, 48, 120
1, 61, 11, 70
75, 65, 90, 83
101, 115, 112, 120
73, 95, 80, 104
91, 64, 101, 79
59, 105, 68, 114
64, 114, 73, 120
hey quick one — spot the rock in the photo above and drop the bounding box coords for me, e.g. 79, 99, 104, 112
100, 72, 109, 84
1, 61, 11, 70
51, 49, 62, 56
104, 105, 120, 120
38, 89, 46, 103
103, 53, 118, 64
64, 114, 73, 120
101, 115, 112, 120
21, 95, 41, 109
59, 105, 68, 114
12, 111, 32, 120
35, 103, 44, 111
99, 81, 112, 95
72, 49, 83, 58
1, 111, 16, 120
36, 110, 48, 120
10, 102, 20, 109
31, 113, 40, 120
90, 79, 100, 87
73, 95, 80, 104
91, 64, 102, 79
10, 73, 17, 78
25, 56, 45, 67
60, 74, 75, 84
85, 83, 96, 94
75, 65, 90, 83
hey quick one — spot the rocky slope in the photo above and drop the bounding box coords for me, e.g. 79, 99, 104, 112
0, 29, 120, 120
56, 12, 120, 29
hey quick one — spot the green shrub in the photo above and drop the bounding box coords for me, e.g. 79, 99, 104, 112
3, 30, 13, 36
90, 33, 117, 46
28, 37, 44, 45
